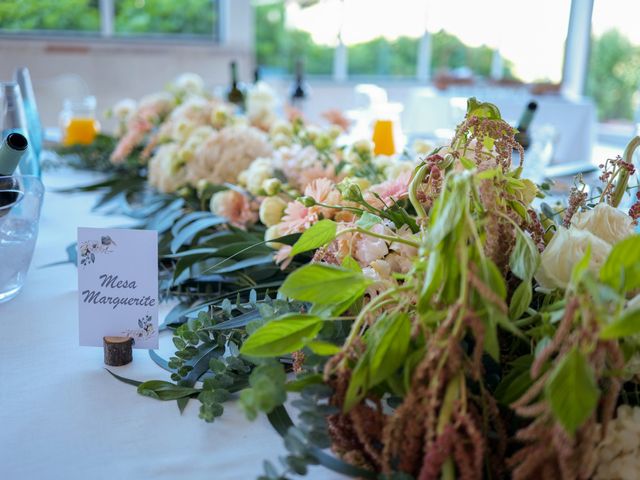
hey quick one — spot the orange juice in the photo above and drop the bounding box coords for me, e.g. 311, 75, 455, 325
372, 119, 395, 156
63, 117, 100, 145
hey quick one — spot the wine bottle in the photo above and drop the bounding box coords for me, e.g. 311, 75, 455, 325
514, 101, 538, 150
226, 61, 245, 111
0, 132, 28, 210
289, 59, 309, 110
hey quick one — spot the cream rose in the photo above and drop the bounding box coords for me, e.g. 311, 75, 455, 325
571, 203, 635, 246
259, 196, 287, 227
535, 227, 612, 290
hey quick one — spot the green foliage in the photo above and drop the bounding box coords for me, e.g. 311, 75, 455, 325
587, 29, 640, 121
280, 263, 370, 305
240, 362, 287, 421
600, 308, 640, 340
0, 0, 100, 31
289, 219, 336, 257
600, 235, 640, 293
545, 347, 600, 435
114, 0, 216, 36
240, 314, 323, 357
344, 313, 411, 411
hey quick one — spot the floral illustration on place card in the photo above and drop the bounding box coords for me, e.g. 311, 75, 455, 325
79, 235, 117, 266
122, 314, 155, 344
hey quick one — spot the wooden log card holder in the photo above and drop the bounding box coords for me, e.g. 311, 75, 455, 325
103, 336, 133, 366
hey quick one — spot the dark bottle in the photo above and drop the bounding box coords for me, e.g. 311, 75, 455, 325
514, 101, 538, 150
289, 59, 309, 110
0, 132, 28, 210
226, 61, 245, 111
253, 67, 261, 85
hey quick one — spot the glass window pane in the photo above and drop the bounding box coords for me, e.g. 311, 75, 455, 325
427, 0, 571, 83
255, 0, 333, 76
114, 0, 218, 38
588, 0, 640, 122
0, 0, 100, 33
348, 37, 418, 78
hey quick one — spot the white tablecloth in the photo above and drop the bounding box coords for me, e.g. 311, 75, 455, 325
0, 169, 342, 480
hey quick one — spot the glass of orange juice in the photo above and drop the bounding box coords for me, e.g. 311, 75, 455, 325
60, 96, 100, 146
372, 119, 395, 156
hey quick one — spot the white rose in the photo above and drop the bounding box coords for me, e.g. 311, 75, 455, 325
259, 196, 287, 227
174, 73, 205, 96
571, 203, 635, 246
209, 191, 231, 216
112, 98, 137, 121
535, 227, 612, 290
264, 225, 284, 248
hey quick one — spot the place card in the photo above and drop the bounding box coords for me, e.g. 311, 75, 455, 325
78, 227, 158, 349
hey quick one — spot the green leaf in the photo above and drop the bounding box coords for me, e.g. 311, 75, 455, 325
341, 255, 362, 273
494, 356, 533, 405
570, 243, 591, 287
280, 264, 370, 305
600, 308, 640, 339
355, 212, 382, 230
466, 97, 502, 120
289, 219, 337, 257
307, 340, 342, 356
240, 314, 323, 357
368, 313, 411, 387
509, 280, 533, 320
545, 347, 600, 435
171, 216, 227, 253
509, 227, 540, 281
427, 173, 469, 247
344, 352, 370, 412
600, 235, 640, 292
137, 380, 200, 401
285, 373, 324, 392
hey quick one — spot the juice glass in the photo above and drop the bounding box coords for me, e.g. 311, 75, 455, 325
61, 96, 100, 146
372, 119, 395, 156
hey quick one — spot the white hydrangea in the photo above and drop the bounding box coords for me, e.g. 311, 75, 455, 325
184, 125, 273, 186
148, 143, 186, 193
246, 82, 278, 131
112, 98, 137, 121
238, 157, 275, 195
138, 91, 175, 115
174, 73, 205, 97
594, 405, 640, 480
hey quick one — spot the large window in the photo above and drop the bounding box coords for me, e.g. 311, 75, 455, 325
0, 0, 100, 33
0, 0, 220, 41
587, 0, 640, 122
255, 0, 572, 83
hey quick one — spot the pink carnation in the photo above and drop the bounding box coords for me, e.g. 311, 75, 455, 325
210, 190, 257, 229
278, 201, 318, 235
366, 170, 412, 209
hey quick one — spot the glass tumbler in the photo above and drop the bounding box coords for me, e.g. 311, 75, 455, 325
0, 176, 44, 303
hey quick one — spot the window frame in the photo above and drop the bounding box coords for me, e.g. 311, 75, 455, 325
0, 0, 224, 46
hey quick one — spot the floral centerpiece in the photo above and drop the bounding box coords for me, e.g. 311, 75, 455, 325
60, 78, 640, 479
